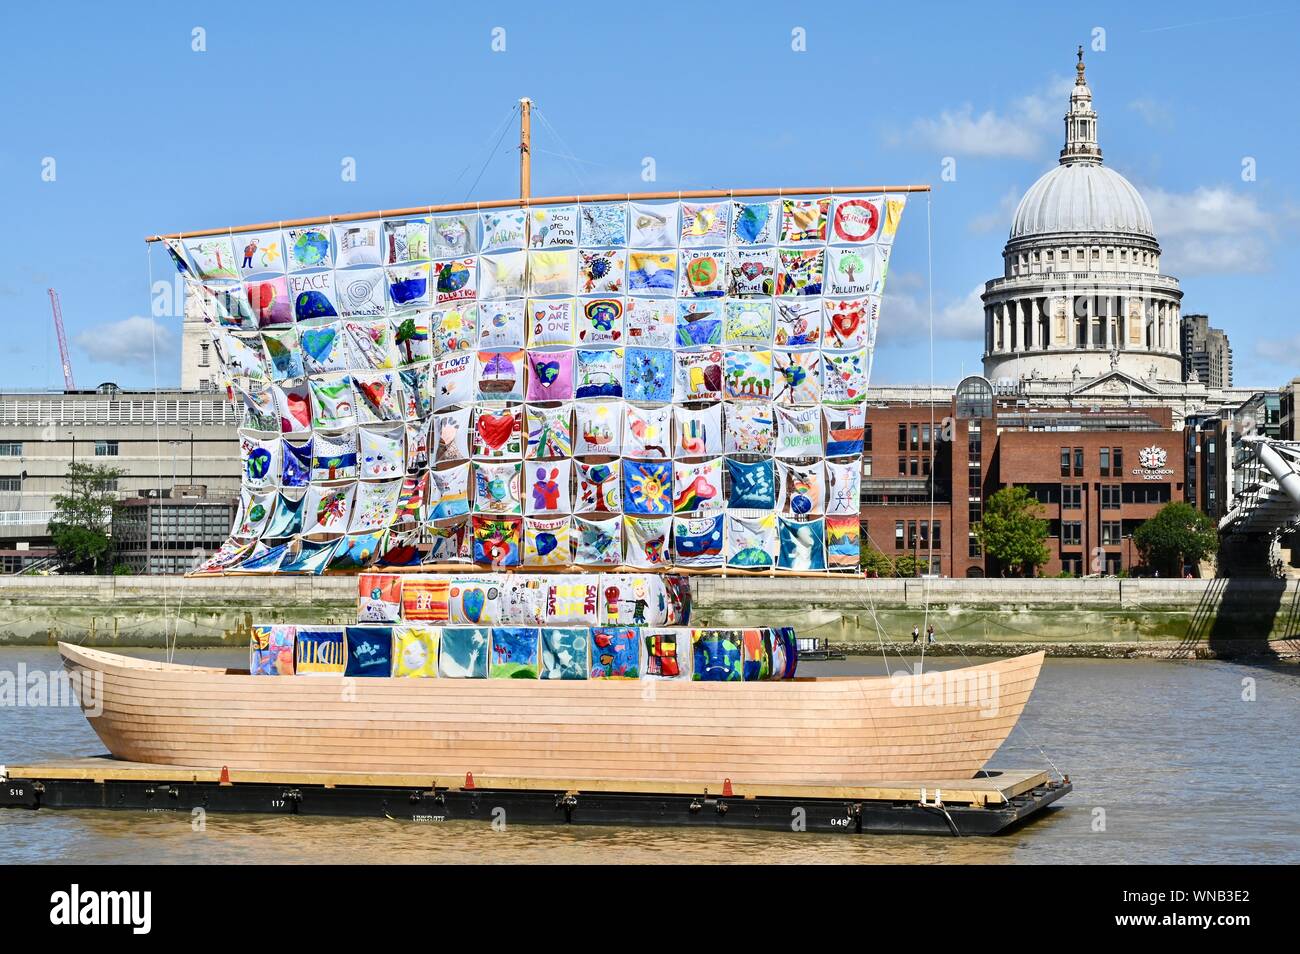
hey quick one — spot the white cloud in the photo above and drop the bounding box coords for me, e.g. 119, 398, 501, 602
1144, 185, 1279, 275
881, 275, 985, 342
1248, 334, 1300, 383
1144, 186, 1272, 236
1128, 97, 1173, 130
968, 186, 1023, 234
897, 77, 1071, 160
74, 316, 177, 370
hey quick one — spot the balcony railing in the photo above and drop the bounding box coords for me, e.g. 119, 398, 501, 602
0, 509, 56, 527
0, 397, 241, 428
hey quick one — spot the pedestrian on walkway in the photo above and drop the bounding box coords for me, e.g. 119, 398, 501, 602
911, 625, 919, 645
926, 624, 936, 646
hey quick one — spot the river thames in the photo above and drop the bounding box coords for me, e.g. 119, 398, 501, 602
1, 647, 1296, 864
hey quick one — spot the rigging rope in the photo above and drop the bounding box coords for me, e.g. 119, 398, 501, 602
456, 105, 520, 202
921, 193, 936, 674
932, 616, 1066, 782
534, 107, 590, 194
144, 240, 175, 662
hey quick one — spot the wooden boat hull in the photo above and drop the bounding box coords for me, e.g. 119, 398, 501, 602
59, 643, 1045, 786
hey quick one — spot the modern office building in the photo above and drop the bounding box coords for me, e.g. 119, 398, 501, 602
112, 492, 238, 575
1181, 314, 1234, 388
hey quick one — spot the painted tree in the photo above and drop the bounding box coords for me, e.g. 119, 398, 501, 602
838, 250, 865, 284
394, 317, 419, 363
48, 463, 126, 574
1132, 502, 1218, 576
974, 485, 1050, 577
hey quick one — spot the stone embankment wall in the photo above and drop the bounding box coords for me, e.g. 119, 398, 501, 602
2, 575, 1297, 658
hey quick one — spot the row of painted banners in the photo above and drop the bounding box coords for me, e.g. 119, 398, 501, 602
217, 299, 880, 365
235, 458, 859, 528
352, 572, 691, 626
252, 623, 798, 682
219, 316, 878, 402
198, 511, 861, 574
231, 349, 873, 435
240, 408, 864, 484
195, 254, 893, 328
179, 195, 905, 575
170, 196, 906, 283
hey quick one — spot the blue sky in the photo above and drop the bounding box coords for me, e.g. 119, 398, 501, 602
1, 1, 1296, 389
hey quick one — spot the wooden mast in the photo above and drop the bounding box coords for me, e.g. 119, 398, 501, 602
519, 97, 532, 203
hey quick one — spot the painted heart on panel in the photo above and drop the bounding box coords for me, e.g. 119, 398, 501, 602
475, 411, 516, 450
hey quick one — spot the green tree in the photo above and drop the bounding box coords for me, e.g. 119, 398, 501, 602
1132, 501, 1218, 576
974, 485, 1050, 577
861, 543, 895, 576
47, 463, 125, 574
893, 552, 923, 578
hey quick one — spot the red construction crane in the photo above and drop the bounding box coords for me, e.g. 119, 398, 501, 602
47, 288, 76, 391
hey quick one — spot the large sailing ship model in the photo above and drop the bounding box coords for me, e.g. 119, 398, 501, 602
61, 101, 1050, 790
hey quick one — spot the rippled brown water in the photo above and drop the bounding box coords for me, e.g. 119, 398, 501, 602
2, 647, 1297, 864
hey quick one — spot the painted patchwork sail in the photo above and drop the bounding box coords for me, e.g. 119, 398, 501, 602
173, 188, 910, 574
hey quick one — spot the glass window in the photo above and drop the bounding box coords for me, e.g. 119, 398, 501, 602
0, 442, 22, 456
955, 375, 994, 419
1062, 522, 1082, 546
1060, 447, 1070, 477
95, 440, 119, 456
895, 521, 905, 550
1073, 448, 1084, 477
1099, 447, 1110, 476
1113, 447, 1123, 472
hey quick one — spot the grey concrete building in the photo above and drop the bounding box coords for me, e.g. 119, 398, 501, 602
0, 385, 242, 572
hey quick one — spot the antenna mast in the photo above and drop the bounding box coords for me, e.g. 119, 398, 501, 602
519, 97, 532, 203
48, 288, 76, 391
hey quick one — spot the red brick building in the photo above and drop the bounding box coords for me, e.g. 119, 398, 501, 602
861, 376, 1186, 577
